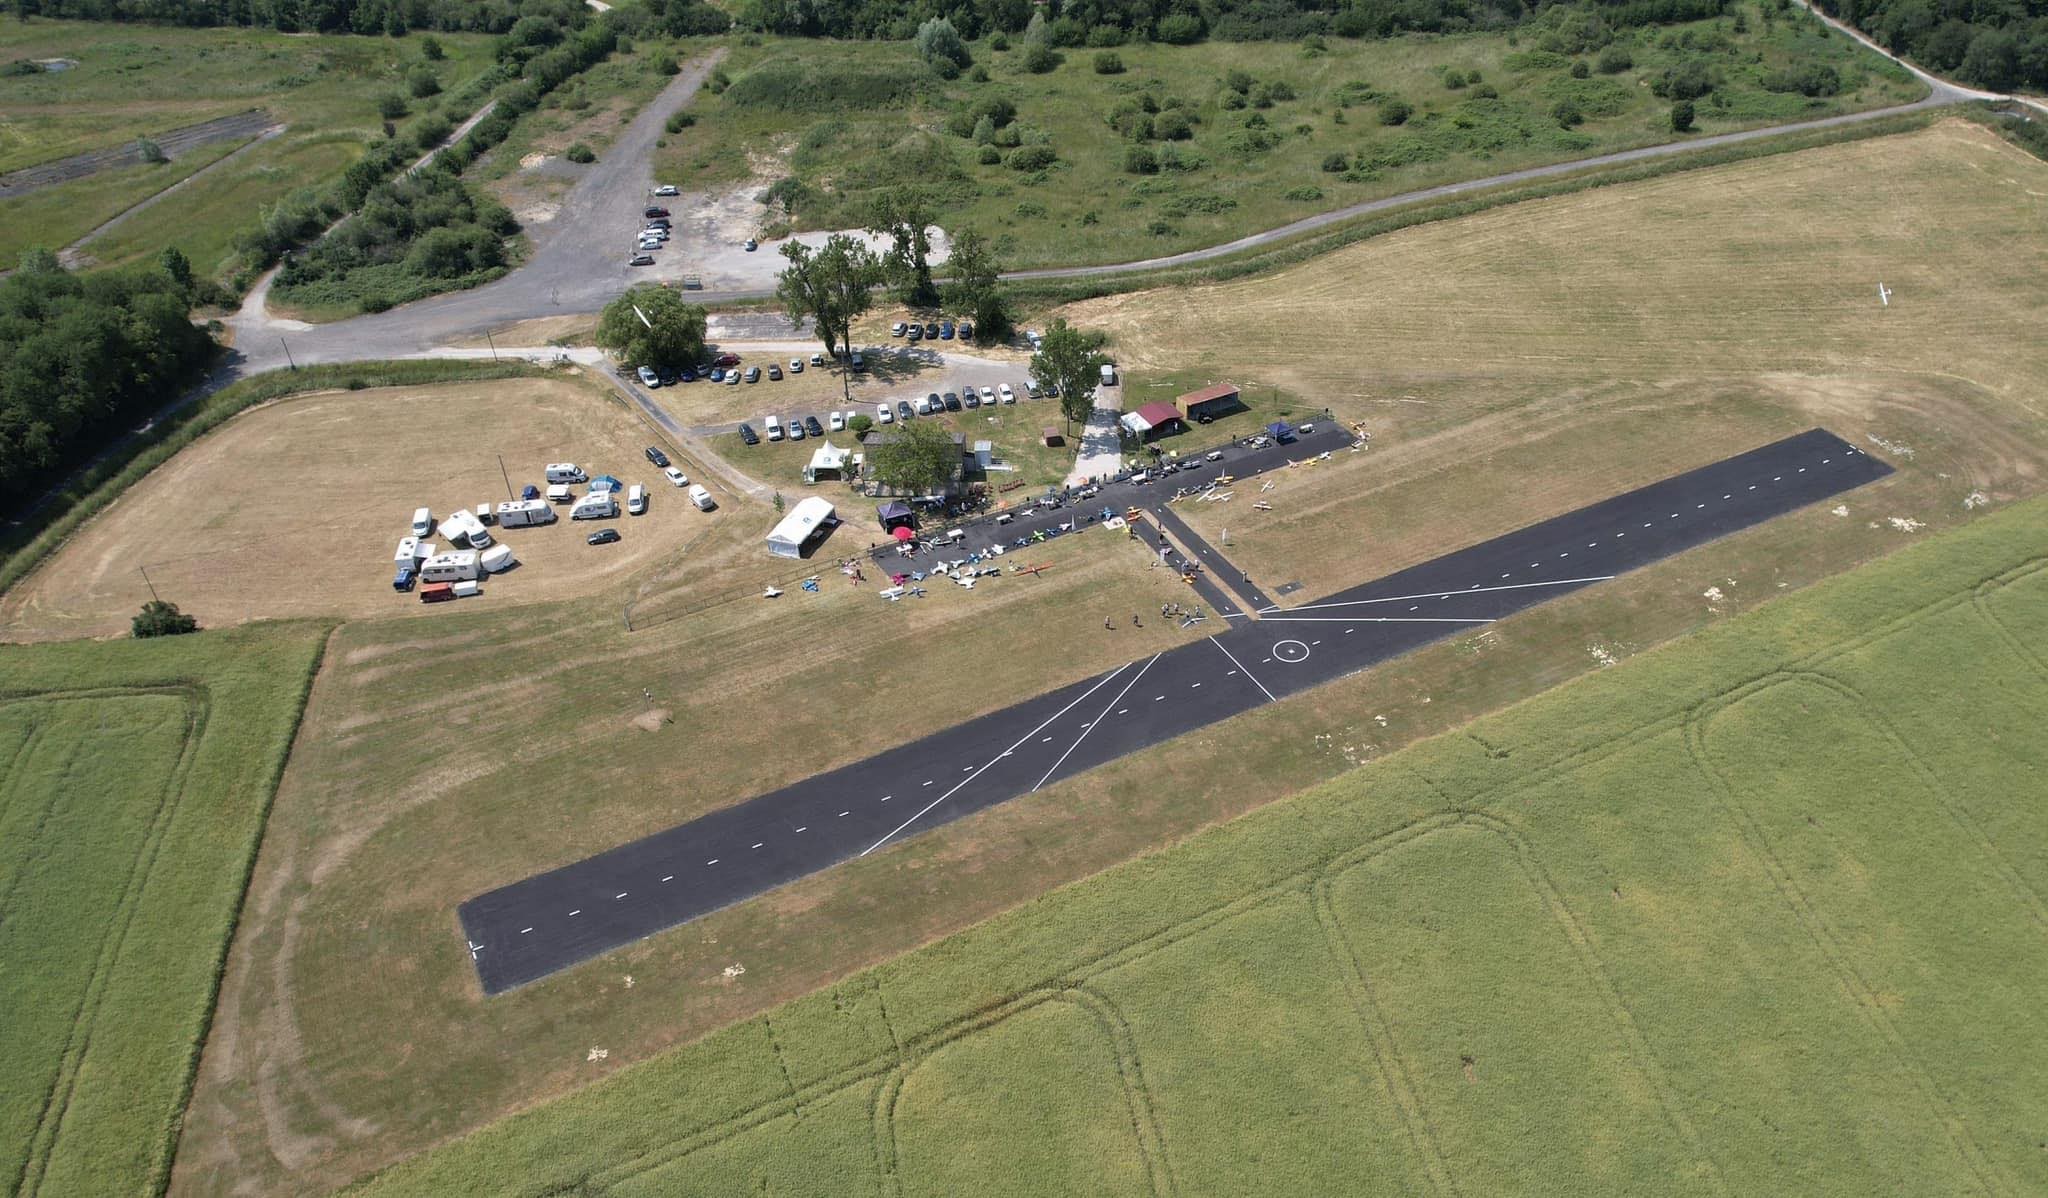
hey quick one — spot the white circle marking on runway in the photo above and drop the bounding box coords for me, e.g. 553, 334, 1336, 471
1272, 639, 1310, 664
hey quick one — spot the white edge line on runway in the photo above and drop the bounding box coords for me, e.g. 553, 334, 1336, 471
1209, 636, 1278, 703
859, 660, 1138, 858
1033, 653, 1164, 793
1272, 575, 1615, 613
1261, 616, 1496, 624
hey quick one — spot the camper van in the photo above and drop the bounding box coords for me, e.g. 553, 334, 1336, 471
570, 492, 618, 521
688, 484, 715, 511
495, 499, 556, 528
419, 551, 481, 583
1100, 363, 1117, 387
440, 510, 492, 549
411, 507, 434, 537
545, 463, 587, 484
626, 484, 646, 516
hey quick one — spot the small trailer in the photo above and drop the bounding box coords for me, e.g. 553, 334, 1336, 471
479, 544, 516, 573
419, 551, 481, 583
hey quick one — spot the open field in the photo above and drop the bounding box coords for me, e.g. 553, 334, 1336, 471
0, 139, 243, 266
355, 489, 2048, 1196
0, 18, 497, 276
0, 624, 323, 1197
169, 119, 2048, 1194
0, 374, 725, 641
661, 17, 1919, 269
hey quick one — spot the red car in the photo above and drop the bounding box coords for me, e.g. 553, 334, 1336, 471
713, 352, 742, 367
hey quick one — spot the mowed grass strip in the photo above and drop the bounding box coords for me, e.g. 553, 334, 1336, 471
350, 494, 2048, 1196
0, 623, 324, 1196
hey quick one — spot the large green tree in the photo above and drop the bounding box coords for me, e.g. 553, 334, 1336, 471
866, 190, 938, 307
868, 416, 960, 496
940, 228, 1010, 342
1029, 318, 1110, 434
776, 235, 882, 401
595, 284, 708, 371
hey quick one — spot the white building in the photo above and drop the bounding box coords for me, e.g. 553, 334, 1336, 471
765, 496, 837, 559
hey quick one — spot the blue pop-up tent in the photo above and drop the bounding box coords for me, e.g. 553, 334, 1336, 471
1266, 421, 1295, 443
588, 474, 624, 493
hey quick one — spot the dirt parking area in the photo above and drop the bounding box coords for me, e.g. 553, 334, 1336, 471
0, 377, 721, 641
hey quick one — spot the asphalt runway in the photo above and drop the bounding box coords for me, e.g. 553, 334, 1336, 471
459, 428, 1889, 993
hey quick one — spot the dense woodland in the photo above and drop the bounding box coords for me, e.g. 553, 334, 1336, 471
0, 253, 215, 507
1817, 0, 2048, 90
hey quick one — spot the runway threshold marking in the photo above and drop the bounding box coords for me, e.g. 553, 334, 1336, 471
1034, 654, 1163, 793
1210, 637, 1278, 703
862, 659, 1140, 857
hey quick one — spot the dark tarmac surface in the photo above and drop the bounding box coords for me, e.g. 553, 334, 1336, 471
460, 428, 1889, 993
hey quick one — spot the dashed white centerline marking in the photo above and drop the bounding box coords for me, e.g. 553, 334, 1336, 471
839, 811, 850, 817
521, 927, 533, 934
922, 780, 934, 787
706, 859, 718, 865
1041, 735, 1054, 742
1226, 669, 1238, 676
1191, 681, 1203, 687
615, 893, 627, 900
751, 843, 763, 849
661, 875, 673, 882
1311, 640, 1322, 645
1153, 694, 1165, 701
795, 827, 806, 833
569, 909, 581, 917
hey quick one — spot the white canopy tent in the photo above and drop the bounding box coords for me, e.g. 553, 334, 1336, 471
803, 441, 851, 484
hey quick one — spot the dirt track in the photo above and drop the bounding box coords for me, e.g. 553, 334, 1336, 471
0, 108, 271, 196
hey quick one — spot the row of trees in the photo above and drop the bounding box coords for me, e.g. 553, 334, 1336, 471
0, 251, 215, 508
6, 0, 592, 35
1818, 0, 2048, 91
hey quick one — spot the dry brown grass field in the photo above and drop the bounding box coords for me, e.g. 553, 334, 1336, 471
167, 120, 2048, 1195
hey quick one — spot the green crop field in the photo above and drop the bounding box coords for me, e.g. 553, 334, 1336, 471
0, 624, 324, 1197
664, 13, 1919, 269
354, 497, 2048, 1196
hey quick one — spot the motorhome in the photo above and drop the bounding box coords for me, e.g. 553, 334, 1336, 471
570, 492, 618, 520
545, 463, 587, 484
495, 499, 556, 528
419, 551, 481, 583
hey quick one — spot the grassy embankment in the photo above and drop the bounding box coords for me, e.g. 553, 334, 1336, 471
0, 18, 499, 274
355, 489, 2048, 1196
0, 624, 325, 1197
663, 10, 1919, 269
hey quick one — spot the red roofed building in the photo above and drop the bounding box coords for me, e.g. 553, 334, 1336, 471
1119, 401, 1187, 441
1176, 383, 1241, 422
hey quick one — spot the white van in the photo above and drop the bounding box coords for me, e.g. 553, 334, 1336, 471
626, 484, 646, 515
571, 492, 618, 520
545, 462, 586, 484
688, 484, 715, 511
411, 507, 433, 537
1100, 363, 1117, 387
765, 414, 783, 442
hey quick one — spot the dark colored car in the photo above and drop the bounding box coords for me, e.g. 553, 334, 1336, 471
744, 366, 762, 383
959, 322, 974, 340
587, 528, 621, 546
645, 446, 671, 468
679, 368, 696, 383
658, 367, 679, 386
804, 415, 824, 437
743, 238, 758, 251
646, 217, 671, 228
923, 322, 940, 339
738, 423, 760, 445
944, 392, 962, 412
963, 390, 980, 409
939, 322, 955, 340
715, 352, 741, 367
521, 484, 541, 501
644, 206, 669, 218
629, 254, 655, 266
768, 364, 783, 381
897, 400, 914, 421
392, 564, 416, 592
709, 367, 725, 383
926, 392, 942, 412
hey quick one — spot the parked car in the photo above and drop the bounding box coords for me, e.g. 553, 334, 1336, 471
644, 206, 669, 218
679, 367, 697, 383
768, 364, 783, 381
923, 322, 940, 339
944, 392, 962, 412
789, 357, 803, 373
653, 184, 679, 197
645, 446, 671, 467
787, 419, 805, 441
811, 353, 825, 366
877, 404, 894, 425
738, 423, 760, 445
636, 366, 660, 387
629, 254, 655, 266
906, 324, 923, 342
709, 367, 725, 383
393, 564, 417, 592
725, 371, 739, 386
587, 528, 621, 546
663, 466, 688, 486
743, 238, 758, 251
829, 411, 846, 431
897, 399, 914, 421
923, 392, 941, 413
998, 383, 1016, 403
744, 366, 761, 383
979, 385, 995, 403
939, 321, 955, 340
891, 321, 907, 336
804, 415, 824, 437
658, 367, 679, 385
714, 352, 742, 367
964, 390, 980, 409
959, 322, 974, 340
521, 484, 541, 501
1026, 380, 1042, 398
851, 352, 866, 371
766, 416, 783, 441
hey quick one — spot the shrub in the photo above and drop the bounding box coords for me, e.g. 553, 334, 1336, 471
1225, 69, 1254, 95
917, 17, 973, 73
656, 55, 680, 76
1377, 98, 1412, 126
136, 136, 166, 163
1124, 144, 1159, 173
1087, 24, 1127, 47
1321, 151, 1349, 172
989, 33, 1010, 51
1221, 90, 1247, 110
973, 114, 997, 143
1021, 44, 1060, 74
1670, 99, 1695, 131
665, 112, 695, 134
420, 35, 445, 61
407, 66, 441, 98
1763, 63, 1841, 96
848, 414, 873, 436
1570, 60, 1591, 79
132, 600, 198, 638
1597, 45, 1633, 74
377, 92, 409, 120
977, 144, 1002, 164
1154, 110, 1194, 140
969, 64, 989, 82
1094, 51, 1124, 75
1650, 59, 1715, 101
1471, 82, 1499, 99
1009, 144, 1058, 170
1157, 12, 1203, 44
1443, 68, 1467, 89
1282, 185, 1323, 201
1552, 99, 1584, 127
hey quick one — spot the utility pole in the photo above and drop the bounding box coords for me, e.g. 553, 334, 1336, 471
279, 337, 296, 371
498, 453, 513, 499
139, 564, 161, 604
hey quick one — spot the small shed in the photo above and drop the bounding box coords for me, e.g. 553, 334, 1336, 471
1042, 427, 1064, 447
1120, 402, 1187, 441
1176, 383, 1241, 422
803, 441, 850, 484
766, 496, 838, 559
877, 499, 916, 533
